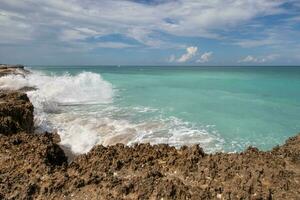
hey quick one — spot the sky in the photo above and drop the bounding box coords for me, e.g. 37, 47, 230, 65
0, 0, 300, 66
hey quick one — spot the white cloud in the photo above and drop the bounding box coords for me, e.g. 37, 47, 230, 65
197, 52, 213, 63
0, 0, 299, 64
61, 42, 136, 53
239, 55, 258, 63
0, 0, 289, 47
239, 54, 278, 63
177, 46, 198, 63
0, 9, 32, 43
168, 47, 214, 63
60, 27, 104, 41
259, 54, 279, 63
95, 42, 136, 49
235, 39, 277, 48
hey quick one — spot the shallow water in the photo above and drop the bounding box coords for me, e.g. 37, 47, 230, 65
1, 66, 299, 154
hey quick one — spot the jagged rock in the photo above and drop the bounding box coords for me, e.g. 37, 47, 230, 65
0, 64, 299, 199
0, 64, 30, 77
1, 134, 299, 199
0, 91, 34, 135
0, 64, 25, 68
0, 132, 68, 199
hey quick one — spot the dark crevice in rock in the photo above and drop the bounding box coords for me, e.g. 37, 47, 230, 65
0, 65, 299, 199
0, 91, 34, 135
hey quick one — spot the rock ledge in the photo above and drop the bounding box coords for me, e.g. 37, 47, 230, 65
0, 65, 299, 199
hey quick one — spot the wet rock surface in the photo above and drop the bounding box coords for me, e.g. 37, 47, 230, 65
0, 64, 30, 77
0, 91, 34, 135
0, 66, 299, 199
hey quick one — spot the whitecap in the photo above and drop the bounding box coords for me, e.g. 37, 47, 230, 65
0, 69, 224, 154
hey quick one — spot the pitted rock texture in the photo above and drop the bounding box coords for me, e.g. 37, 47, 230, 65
0, 133, 67, 200
0, 67, 299, 199
0, 133, 299, 200
0, 92, 34, 135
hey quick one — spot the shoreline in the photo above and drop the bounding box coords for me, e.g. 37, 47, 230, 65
0, 65, 299, 199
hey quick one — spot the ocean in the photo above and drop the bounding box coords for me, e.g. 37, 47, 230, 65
1, 66, 299, 154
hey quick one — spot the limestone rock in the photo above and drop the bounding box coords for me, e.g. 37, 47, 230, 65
0, 91, 34, 135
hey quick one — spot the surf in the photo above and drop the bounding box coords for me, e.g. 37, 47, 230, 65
0, 68, 223, 154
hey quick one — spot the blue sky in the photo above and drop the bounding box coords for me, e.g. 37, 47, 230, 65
0, 0, 300, 65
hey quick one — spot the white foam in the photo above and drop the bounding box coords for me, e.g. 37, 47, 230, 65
0, 74, 33, 90
0, 69, 224, 154
47, 108, 224, 154
0, 70, 115, 152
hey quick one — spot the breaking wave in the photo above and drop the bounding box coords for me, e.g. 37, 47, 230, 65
0, 69, 223, 154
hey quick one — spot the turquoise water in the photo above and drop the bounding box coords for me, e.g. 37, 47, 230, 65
30, 66, 300, 152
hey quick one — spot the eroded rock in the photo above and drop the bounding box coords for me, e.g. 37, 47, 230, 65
0, 65, 299, 199
0, 64, 30, 77
0, 132, 68, 200
0, 131, 299, 199
0, 91, 34, 135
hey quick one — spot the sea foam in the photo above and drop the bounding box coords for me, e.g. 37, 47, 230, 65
0, 69, 223, 154
0, 70, 115, 153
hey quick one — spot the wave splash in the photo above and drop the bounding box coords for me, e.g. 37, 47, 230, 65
0, 69, 223, 154
0, 70, 115, 152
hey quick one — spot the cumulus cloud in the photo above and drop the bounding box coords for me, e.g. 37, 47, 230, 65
239, 54, 278, 63
197, 52, 213, 63
168, 47, 213, 63
177, 46, 198, 62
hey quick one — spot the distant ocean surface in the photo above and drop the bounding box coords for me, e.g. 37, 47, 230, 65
2, 66, 300, 154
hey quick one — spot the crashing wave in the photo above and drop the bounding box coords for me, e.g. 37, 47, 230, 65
0, 69, 223, 154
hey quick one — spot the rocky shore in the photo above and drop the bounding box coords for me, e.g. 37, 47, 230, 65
0, 66, 299, 199
0, 64, 30, 77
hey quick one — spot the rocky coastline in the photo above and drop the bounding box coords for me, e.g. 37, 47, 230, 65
0, 65, 299, 199
0, 64, 30, 77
